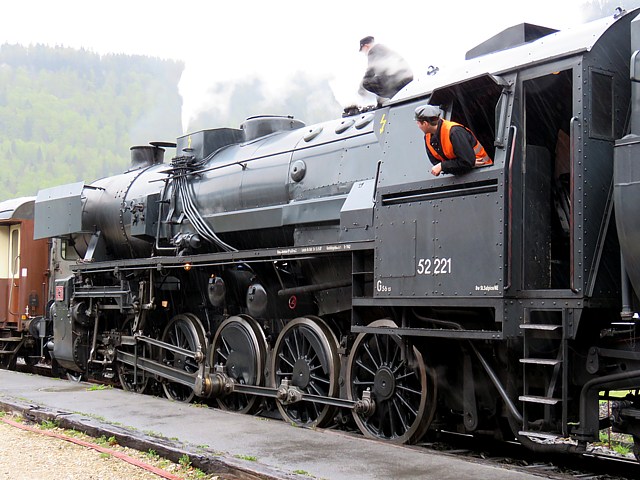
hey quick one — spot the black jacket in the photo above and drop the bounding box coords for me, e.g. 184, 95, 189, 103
361, 44, 413, 99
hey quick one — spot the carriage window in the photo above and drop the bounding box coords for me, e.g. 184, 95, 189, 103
590, 70, 613, 139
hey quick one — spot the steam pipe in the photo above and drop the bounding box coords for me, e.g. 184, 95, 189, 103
277, 279, 352, 296
573, 369, 640, 441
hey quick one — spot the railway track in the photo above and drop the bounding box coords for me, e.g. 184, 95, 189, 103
416, 430, 640, 480
4, 364, 640, 480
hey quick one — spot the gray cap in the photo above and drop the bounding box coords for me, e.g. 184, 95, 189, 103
359, 36, 374, 51
414, 104, 441, 120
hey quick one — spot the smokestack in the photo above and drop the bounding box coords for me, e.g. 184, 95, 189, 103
130, 145, 164, 169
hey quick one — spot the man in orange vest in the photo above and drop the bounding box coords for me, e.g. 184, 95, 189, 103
414, 104, 492, 176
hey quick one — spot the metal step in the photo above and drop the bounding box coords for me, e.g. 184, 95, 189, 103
518, 430, 562, 441
0, 337, 23, 342
519, 358, 562, 365
519, 324, 562, 331
519, 395, 562, 405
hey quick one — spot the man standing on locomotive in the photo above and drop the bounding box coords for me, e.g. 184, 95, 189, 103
359, 36, 413, 106
414, 104, 492, 176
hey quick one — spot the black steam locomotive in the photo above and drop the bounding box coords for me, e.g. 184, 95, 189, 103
14, 6, 640, 455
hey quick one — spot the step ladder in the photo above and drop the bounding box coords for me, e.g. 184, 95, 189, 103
518, 309, 569, 437
0, 329, 24, 369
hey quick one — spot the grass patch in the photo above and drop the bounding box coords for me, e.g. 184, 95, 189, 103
39, 419, 60, 429
293, 469, 314, 476
145, 449, 160, 460
235, 454, 257, 461
86, 384, 111, 391
179, 454, 191, 468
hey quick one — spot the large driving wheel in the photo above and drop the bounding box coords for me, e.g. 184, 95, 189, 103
117, 318, 150, 393
160, 313, 207, 403
211, 315, 267, 413
271, 316, 340, 427
346, 319, 437, 444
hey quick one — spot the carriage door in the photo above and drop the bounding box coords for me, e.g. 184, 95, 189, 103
522, 68, 573, 290
8, 225, 20, 318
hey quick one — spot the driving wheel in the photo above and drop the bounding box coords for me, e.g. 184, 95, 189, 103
159, 313, 207, 402
271, 316, 340, 427
211, 315, 267, 413
346, 319, 437, 444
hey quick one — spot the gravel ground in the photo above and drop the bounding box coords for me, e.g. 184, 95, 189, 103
0, 415, 223, 480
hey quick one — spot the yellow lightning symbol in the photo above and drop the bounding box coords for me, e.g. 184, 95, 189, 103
379, 113, 387, 134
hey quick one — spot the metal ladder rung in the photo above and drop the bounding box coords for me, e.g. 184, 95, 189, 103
519, 395, 562, 405
519, 324, 562, 331
519, 358, 562, 365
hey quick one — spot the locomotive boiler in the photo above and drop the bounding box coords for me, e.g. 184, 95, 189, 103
20, 5, 640, 456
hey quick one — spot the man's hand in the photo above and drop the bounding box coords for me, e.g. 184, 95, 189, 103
430, 163, 442, 176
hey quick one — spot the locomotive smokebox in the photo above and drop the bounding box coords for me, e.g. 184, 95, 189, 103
130, 145, 164, 168
240, 115, 305, 142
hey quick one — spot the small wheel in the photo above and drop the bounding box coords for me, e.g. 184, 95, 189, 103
160, 313, 207, 402
271, 316, 340, 427
211, 315, 267, 413
117, 318, 150, 393
346, 319, 437, 444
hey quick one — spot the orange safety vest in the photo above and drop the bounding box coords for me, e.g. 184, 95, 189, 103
425, 120, 493, 167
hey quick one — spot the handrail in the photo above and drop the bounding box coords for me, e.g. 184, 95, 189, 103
8, 254, 21, 317
569, 116, 580, 293
372, 159, 381, 204
505, 125, 517, 291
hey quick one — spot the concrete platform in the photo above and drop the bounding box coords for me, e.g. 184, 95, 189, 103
0, 370, 546, 479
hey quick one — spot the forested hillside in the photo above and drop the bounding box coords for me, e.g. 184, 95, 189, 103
0, 43, 344, 202
0, 44, 184, 201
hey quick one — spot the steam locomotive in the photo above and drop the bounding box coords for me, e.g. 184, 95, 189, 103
3, 6, 640, 457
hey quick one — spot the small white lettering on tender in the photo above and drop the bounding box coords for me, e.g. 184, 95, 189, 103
376, 280, 392, 293
475, 285, 499, 291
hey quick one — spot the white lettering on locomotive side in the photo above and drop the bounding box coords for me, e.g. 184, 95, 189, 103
376, 280, 392, 292
475, 285, 499, 291
416, 257, 452, 275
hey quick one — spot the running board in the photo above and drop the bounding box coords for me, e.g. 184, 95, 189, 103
519, 395, 562, 405
518, 430, 562, 440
